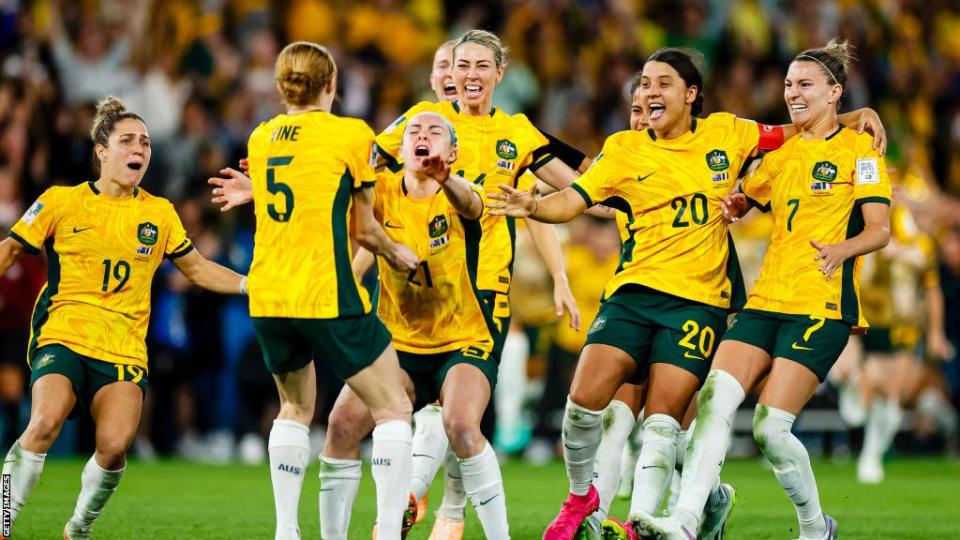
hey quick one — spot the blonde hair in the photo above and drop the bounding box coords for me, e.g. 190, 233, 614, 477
275, 41, 337, 107
90, 96, 144, 171
453, 30, 508, 68
795, 39, 856, 90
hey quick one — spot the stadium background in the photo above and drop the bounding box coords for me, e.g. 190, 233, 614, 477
0, 1, 959, 534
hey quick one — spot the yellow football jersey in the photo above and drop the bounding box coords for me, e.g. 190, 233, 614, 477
246, 111, 376, 318
741, 128, 891, 326
571, 113, 762, 309
10, 182, 193, 369
372, 170, 493, 354
375, 100, 550, 296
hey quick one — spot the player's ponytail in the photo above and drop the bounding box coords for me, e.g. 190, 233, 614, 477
795, 39, 856, 108
90, 95, 144, 171
275, 41, 337, 107
645, 48, 706, 116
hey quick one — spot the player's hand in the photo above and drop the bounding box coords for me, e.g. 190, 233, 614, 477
386, 243, 419, 272
722, 193, 749, 223
810, 239, 850, 280
926, 330, 953, 363
853, 108, 887, 156
419, 153, 451, 184
209, 168, 254, 212
487, 184, 538, 217
239, 158, 249, 174
553, 274, 581, 331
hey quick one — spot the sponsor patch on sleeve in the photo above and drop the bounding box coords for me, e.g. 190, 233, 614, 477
856, 158, 879, 185
22, 201, 44, 225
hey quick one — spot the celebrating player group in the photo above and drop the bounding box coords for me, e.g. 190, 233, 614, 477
0, 22, 892, 540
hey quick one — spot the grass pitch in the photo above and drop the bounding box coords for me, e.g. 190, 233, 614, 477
13, 457, 959, 539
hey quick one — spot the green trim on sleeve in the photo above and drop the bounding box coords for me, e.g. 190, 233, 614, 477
165, 244, 195, 260
353, 180, 376, 193
570, 183, 593, 207
8, 231, 40, 254
529, 154, 555, 173
855, 196, 890, 206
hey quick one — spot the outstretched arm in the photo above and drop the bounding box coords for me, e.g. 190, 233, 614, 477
487, 184, 587, 224
778, 108, 886, 155
171, 249, 246, 295
418, 154, 483, 220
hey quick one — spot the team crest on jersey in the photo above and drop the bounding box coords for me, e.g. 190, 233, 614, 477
705, 149, 730, 171
137, 222, 159, 245
22, 200, 44, 225
496, 139, 518, 160
812, 161, 838, 183
429, 215, 449, 238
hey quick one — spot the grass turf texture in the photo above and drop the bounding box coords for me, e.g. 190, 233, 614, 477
14, 457, 958, 539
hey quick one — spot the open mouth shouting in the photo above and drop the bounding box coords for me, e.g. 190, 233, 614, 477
443, 81, 457, 99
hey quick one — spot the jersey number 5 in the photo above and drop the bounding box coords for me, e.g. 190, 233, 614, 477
267, 156, 295, 222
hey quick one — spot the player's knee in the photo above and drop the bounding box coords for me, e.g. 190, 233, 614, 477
567, 387, 605, 412
325, 405, 368, 455
752, 410, 785, 455
443, 417, 483, 458
24, 412, 64, 446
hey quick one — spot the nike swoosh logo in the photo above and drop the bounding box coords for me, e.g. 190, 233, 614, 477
412, 453, 435, 460
72, 226, 93, 233
683, 352, 704, 360
641, 464, 666, 470
563, 443, 588, 451
384, 221, 403, 229
637, 172, 655, 182
478, 493, 500, 506
791, 342, 814, 351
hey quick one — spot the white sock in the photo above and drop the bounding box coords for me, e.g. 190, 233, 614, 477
495, 331, 529, 435
917, 389, 958, 436
68, 455, 124, 531
591, 400, 636, 522
674, 370, 745, 532
754, 404, 826, 539
1, 440, 46, 531
675, 422, 693, 470
318, 456, 361, 540
436, 448, 466, 520
628, 413, 680, 517
562, 396, 603, 496
879, 399, 903, 451
371, 420, 413, 540
617, 415, 643, 497
460, 442, 509, 539
269, 419, 310, 540
411, 405, 448, 500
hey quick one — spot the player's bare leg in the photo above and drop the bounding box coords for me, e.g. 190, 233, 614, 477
440, 363, 508, 538
2, 374, 75, 536
66, 380, 143, 539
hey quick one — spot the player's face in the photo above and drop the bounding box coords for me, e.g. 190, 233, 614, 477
453, 43, 503, 110
638, 61, 697, 134
401, 114, 456, 169
630, 87, 649, 130
430, 45, 457, 102
784, 61, 842, 128
99, 118, 151, 188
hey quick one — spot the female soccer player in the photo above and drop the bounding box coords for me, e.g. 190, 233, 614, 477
0, 96, 246, 539
638, 40, 890, 540
488, 47, 885, 540
210, 42, 419, 540
322, 111, 507, 539
369, 29, 587, 538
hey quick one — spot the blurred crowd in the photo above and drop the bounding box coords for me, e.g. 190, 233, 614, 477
0, 0, 958, 463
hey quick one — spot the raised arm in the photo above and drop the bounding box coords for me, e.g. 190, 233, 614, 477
351, 187, 419, 271
419, 154, 482, 220
810, 202, 890, 280
0, 237, 25, 276
170, 249, 246, 295
524, 219, 580, 330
